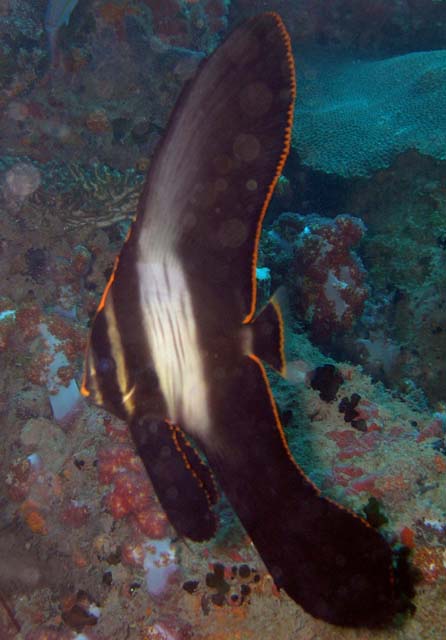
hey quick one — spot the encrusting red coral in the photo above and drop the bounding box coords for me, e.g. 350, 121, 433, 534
60, 500, 90, 528
15, 304, 42, 341
19, 499, 49, 535
121, 541, 146, 567
97, 444, 144, 483
97, 443, 169, 537
132, 507, 168, 539
294, 214, 368, 342
400, 526, 416, 548
104, 470, 153, 520
413, 546, 446, 584
273, 213, 369, 343
5, 457, 36, 502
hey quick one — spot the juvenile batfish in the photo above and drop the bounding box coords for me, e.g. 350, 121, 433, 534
82, 12, 398, 627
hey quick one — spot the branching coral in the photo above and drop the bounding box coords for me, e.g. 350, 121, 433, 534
62, 162, 143, 228
22, 161, 144, 229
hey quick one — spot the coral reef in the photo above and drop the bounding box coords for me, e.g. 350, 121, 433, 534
97, 440, 169, 539
0, 0, 228, 169
233, 0, 446, 57
1, 181, 446, 637
262, 212, 368, 343
343, 153, 446, 405
1, 2, 446, 638
5, 166, 446, 637
61, 163, 143, 228
293, 50, 446, 177
1, 157, 144, 230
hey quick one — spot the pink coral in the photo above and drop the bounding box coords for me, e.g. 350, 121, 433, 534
145, 620, 191, 640
104, 471, 153, 520
286, 213, 368, 342
121, 541, 146, 567
144, 0, 189, 45
113, 472, 153, 512
60, 500, 90, 528
5, 457, 37, 502
97, 444, 145, 484
97, 443, 169, 536
326, 427, 380, 459
416, 418, 444, 443
132, 507, 168, 539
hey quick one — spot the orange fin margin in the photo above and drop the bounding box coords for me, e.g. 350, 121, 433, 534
130, 417, 217, 541
243, 12, 296, 323
201, 355, 395, 626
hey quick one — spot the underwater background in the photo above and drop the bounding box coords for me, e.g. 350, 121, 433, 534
1, 0, 446, 638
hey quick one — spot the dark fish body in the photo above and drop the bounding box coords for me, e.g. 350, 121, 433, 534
82, 12, 398, 627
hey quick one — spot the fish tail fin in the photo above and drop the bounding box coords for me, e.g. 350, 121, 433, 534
250, 287, 289, 375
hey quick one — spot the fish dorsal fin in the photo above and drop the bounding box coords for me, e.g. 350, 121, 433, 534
134, 12, 296, 326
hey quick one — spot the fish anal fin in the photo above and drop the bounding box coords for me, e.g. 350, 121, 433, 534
130, 417, 217, 542
203, 355, 395, 626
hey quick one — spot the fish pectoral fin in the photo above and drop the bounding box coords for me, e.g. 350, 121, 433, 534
250, 288, 288, 375
130, 417, 218, 542
203, 355, 395, 626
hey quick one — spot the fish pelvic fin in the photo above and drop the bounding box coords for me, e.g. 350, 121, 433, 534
130, 417, 218, 542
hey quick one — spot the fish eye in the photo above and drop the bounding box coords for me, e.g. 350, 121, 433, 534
97, 356, 116, 374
